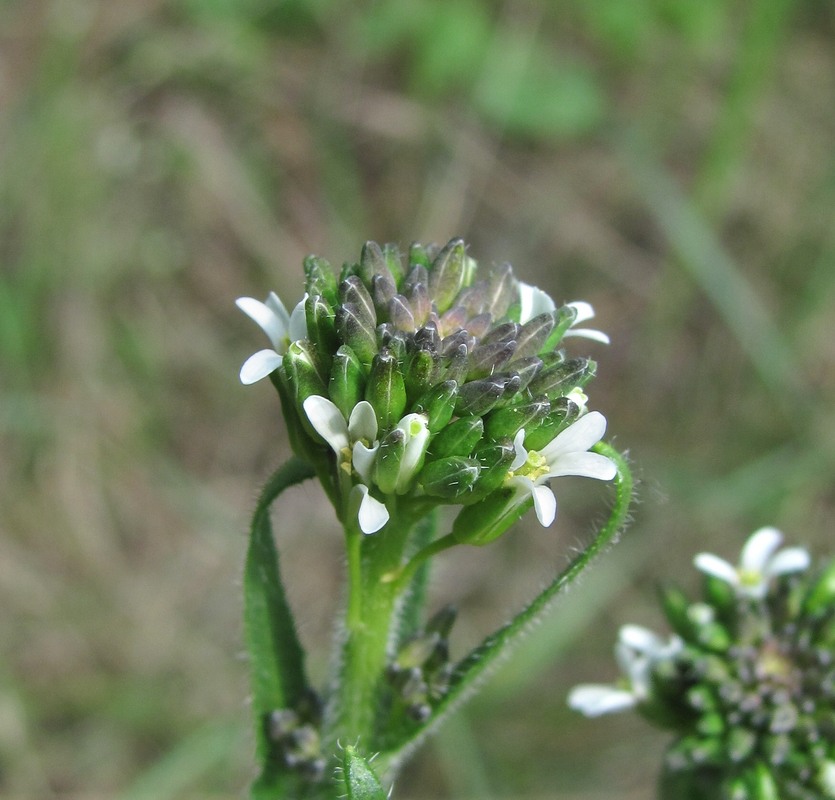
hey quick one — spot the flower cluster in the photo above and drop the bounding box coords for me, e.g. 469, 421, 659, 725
569, 528, 835, 800
238, 238, 616, 539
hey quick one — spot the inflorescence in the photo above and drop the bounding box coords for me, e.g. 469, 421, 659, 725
569, 527, 835, 800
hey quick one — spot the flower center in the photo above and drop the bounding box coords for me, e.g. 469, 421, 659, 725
511, 450, 550, 482
339, 446, 353, 476
738, 568, 763, 588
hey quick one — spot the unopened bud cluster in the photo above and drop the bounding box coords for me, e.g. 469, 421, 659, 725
238, 238, 615, 539
569, 528, 835, 800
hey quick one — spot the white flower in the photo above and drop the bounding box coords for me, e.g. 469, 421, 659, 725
505, 411, 617, 527
302, 395, 387, 534
693, 526, 810, 600
568, 625, 682, 717
563, 301, 610, 344
517, 284, 609, 344
236, 292, 307, 384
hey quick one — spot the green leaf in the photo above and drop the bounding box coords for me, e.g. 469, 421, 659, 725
340, 746, 387, 800
377, 443, 633, 769
244, 457, 316, 782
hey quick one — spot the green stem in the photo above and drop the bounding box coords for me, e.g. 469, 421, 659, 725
386, 533, 458, 595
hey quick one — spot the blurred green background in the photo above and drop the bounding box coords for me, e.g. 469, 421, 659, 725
2, 0, 834, 797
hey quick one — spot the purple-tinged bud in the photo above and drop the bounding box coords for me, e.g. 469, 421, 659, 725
486, 262, 516, 317
528, 357, 596, 399
515, 312, 556, 359
429, 237, 467, 314
388, 294, 415, 333
372, 272, 397, 316
467, 341, 517, 378
336, 303, 378, 366
359, 240, 387, 285
340, 276, 377, 330
455, 376, 509, 416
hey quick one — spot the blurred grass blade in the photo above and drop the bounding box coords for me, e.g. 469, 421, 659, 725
245, 457, 316, 772
378, 444, 633, 771
120, 722, 244, 800
618, 131, 798, 408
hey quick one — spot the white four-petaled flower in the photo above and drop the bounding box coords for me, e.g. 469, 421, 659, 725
517, 282, 610, 344
567, 625, 682, 717
505, 411, 617, 527
302, 396, 388, 534
236, 292, 307, 384
693, 526, 810, 600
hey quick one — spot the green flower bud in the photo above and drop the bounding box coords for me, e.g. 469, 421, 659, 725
456, 376, 514, 416
468, 341, 517, 378
405, 347, 438, 404
543, 303, 580, 350
365, 349, 407, 430
340, 276, 377, 331
451, 487, 520, 546
374, 428, 405, 495
341, 745, 387, 800
515, 312, 556, 359
408, 241, 431, 270
428, 237, 467, 313
382, 242, 404, 285
420, 457, 480, 498
468, 439, 515, 499
303, 254, 338, 306
484, 398, 550, 439
528, 357, 596, 399
414, 380, 458, 433
744, 762, 779, 800
389, 294, 416, 333
696, 711, 725, 737
805, 558, 835, 615
441, 343, 470, 386
486, 262, 516, 318
305, 294, 338, 355
507, 355, 544, 394
329, 345, 365, 419
283, 340, 328, 409
359, 240, 387, 286
427, 416, 484, 461
336, 303, 378, 366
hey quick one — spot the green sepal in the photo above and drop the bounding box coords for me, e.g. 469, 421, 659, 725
428, 237, 466, 313
383, 242, 404, 285
340, 745, 387, 800
484, 397, 549, 440
374, 428, 406, 495
405, 347, 438, 405
522, 397, 579, 450
303, 254, 338, 307
426, 416, 483, 461
467, 439, 515, 500
366, 349, 407, 430
244, 458, 316, 794
329, 345, 365, 419
414, 380, 458, 433
420, 456, 480, 498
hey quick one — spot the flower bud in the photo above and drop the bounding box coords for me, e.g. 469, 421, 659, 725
303, 254, 338, 306
404, 347, 438, 403
428, 237, 467, 313
528, 357, 596, 399
485, 398, 550, 440
336, 303, 378, 366
420, 457, 480, 499
340, 276, 377, 331
414, 380, 458, 433
427, 416, 484, 461
305, 294, 338, 354
507, 355, 544, 394
359, 240, 387, 286
543, 303, 580, 349
467, 439, 515, 499
805, 558, 835, 615
389, 294, 415, 333
515, 312, 556, 359
486, 262, 516, 317
520, 397, 579, 450
329, 345, 365, 419
408, 241, 431, 270
456, 376, 511, 416
383, 242, 404, 285
468, 341, 517, 378
371, 271, 397, 316
365, 349, 407, 430
283, 340, 328, 408
451, 487, 519, 546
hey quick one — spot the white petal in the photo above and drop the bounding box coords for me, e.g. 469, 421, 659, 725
518, 281, 556, 323
741, 527, 783, 573
564, 327, 611, 345
567, 300, 595, 324
531, 484, 557, 527
766, 547, 811, 577
396, 414, 430, 492
352, 441, 378, 484
264, 292, 291, 331
352, 485, 389, 534
236, 297, 286, 349
618, 624, 666, 656
693, 553, 739, 585
509, 429, 528, 471
567, 685, 637, 717
348, 400, 378, 443
546, 451, 617, 480
302, 395, 349, 454
541, 411, 607, 462
239, 349, 283, 384
288, 295, 309, 342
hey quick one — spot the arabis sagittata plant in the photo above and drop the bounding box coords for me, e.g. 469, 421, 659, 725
569, 528, 835, 800
236, 238, 633, 798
